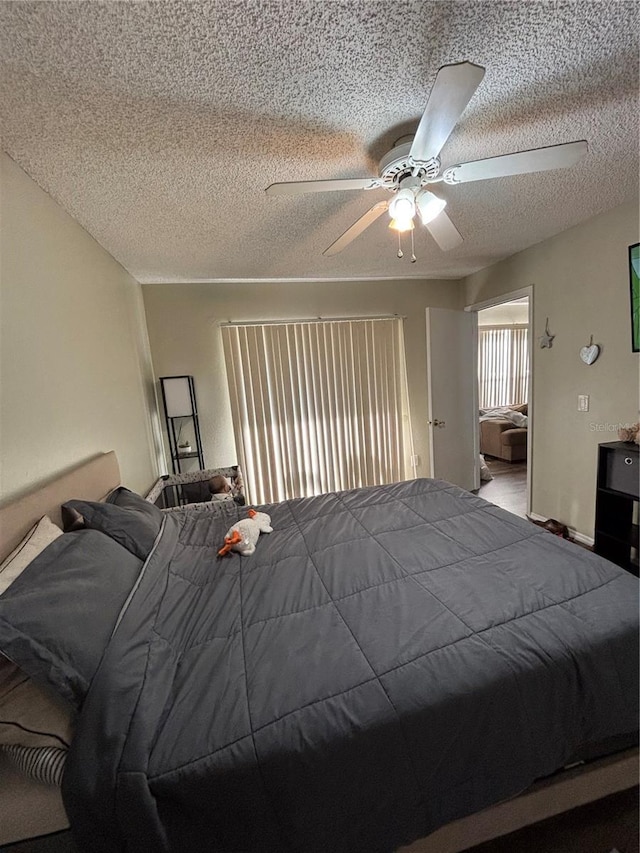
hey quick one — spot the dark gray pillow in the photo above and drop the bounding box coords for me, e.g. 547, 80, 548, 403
0, 530, 143, 710
106, 487, 164, 524
62, 490, 162, 561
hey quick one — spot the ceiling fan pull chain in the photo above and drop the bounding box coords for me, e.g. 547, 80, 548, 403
397, 232, 403, 258
410, 229, 416, 263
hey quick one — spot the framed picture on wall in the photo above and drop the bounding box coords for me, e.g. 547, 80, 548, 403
630, 242, 640, 353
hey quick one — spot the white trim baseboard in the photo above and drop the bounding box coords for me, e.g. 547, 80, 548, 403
527, 511, 594, 548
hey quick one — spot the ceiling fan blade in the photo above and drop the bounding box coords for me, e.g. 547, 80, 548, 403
265, 177, 380, 196
425, 210, 464, 252
410, 61, 485, 165
323, 201, 389, 256
443, 140, 588, 184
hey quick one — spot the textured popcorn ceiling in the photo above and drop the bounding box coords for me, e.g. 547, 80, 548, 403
0, 1, 638, 283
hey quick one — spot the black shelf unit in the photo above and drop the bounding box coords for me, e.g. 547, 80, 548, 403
159, 375, 205, 475
594, 441, 639, 575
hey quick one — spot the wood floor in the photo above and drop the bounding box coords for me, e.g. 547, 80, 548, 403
478, 456, 528, 518
464, 786, 639, 853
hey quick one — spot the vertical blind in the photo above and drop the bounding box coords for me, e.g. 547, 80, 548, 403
221, 318, 413, 504
478, 325, 529, 408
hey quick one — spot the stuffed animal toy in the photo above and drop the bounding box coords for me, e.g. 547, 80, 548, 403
218, 509, 273, 557
618, 422, 640, 444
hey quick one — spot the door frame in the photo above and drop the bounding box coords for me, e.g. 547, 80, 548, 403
465, 286, 533, 517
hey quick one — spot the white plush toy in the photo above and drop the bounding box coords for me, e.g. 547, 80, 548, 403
218, 509, 272, 557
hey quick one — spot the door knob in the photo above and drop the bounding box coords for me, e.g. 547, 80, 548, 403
431, 419, 446, 428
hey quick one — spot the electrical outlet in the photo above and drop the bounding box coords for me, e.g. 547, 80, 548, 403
577, 395, 589, 412
411, 455, 420, 467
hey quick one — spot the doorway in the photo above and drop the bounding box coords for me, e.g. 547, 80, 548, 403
467, 289, 532, 518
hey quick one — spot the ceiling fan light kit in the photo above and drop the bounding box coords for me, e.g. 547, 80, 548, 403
416, 190, 447, 225
388, 188, 416, 222
265, 60, 589, 262
389, 217, 414, 233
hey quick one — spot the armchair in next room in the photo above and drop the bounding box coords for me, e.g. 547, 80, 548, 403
479, 404, 528, 462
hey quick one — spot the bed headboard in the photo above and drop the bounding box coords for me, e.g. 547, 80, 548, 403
0, 451, 120, 561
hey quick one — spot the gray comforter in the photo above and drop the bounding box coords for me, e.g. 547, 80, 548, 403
63, 479, 639, 852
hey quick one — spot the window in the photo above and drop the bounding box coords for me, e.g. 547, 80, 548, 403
221, 318, 413, 503
478, 325, 529, 409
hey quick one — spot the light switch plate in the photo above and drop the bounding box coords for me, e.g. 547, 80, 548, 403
578, 394, 589, 412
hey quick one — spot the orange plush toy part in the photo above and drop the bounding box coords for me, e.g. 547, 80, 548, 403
217, 530, 242, 557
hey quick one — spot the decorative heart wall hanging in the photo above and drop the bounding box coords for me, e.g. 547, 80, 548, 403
580, 335, 600, 365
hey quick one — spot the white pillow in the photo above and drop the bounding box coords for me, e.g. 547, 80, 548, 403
0, 516, 63, 595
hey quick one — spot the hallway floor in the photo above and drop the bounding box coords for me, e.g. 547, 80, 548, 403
479, 457, 527, 518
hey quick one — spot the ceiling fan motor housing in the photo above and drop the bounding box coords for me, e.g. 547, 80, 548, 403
378, 140, 440, 190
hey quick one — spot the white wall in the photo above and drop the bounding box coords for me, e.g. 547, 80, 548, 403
465, 200, 639, 539
0, 153, 158, 501
142, 279, 463, 479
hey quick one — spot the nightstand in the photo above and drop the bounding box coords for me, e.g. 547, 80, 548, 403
594, 441, 639, 575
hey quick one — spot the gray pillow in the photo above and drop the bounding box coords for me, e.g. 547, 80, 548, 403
0, 529, 143, 710
62, 490, 162, 560
106, 487, 164, 524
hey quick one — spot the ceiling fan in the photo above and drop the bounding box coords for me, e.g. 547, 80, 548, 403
265, 61, 588, 261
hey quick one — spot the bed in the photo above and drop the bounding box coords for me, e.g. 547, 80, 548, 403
0, 452, 637, 852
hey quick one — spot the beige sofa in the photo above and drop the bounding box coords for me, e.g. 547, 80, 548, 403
479, 404, 527, 462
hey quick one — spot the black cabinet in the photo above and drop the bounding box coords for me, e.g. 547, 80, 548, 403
159, 376, 205, 475
594, 441, 639, 575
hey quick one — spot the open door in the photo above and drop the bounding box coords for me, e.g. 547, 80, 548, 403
426, 307, 479, 491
